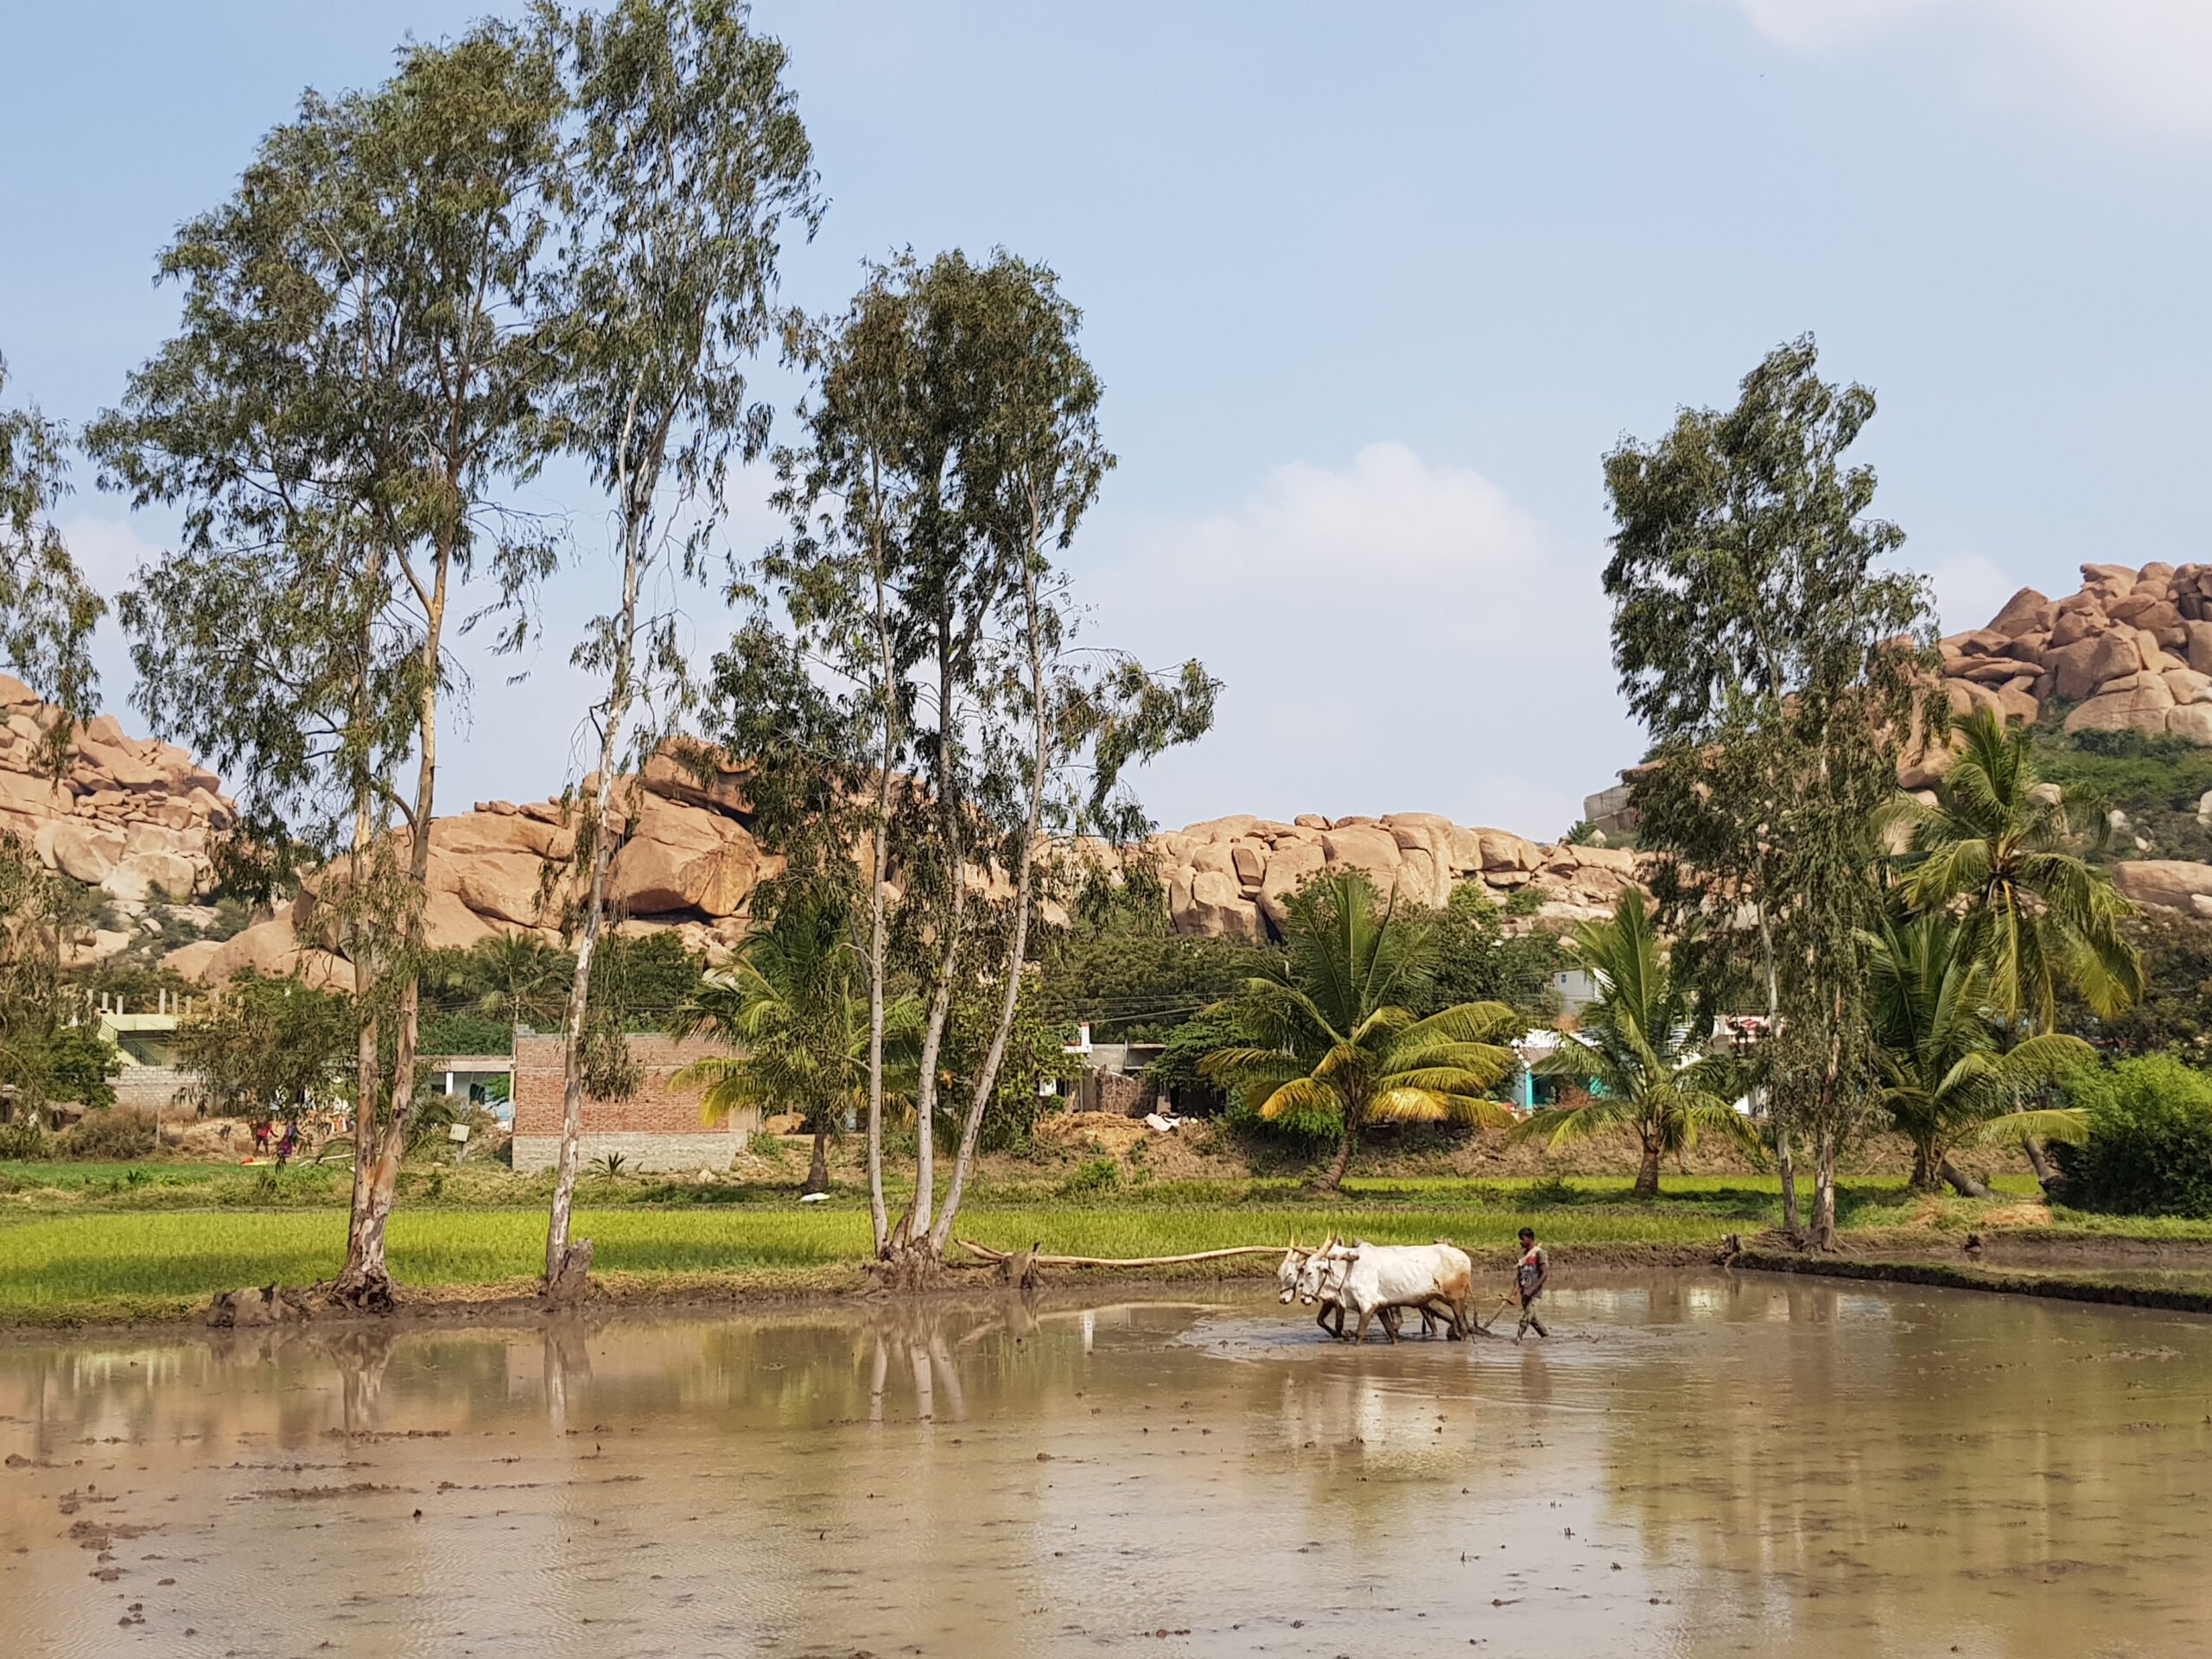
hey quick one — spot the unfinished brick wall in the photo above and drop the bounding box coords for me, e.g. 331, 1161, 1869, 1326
509, 1033, 757, 1173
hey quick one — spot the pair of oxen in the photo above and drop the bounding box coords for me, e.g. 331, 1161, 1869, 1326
1275, 1237, 1477, 1344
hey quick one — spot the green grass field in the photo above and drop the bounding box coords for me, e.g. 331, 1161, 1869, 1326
0, 1199, 1740, 1321
3, 1159, 2202, 1327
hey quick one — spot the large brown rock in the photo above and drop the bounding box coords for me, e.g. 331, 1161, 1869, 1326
2113, 861, 2212, 918
1993, 678, 2039, 726
2109, 594, 2182, 633
1945, 678, 2003, 720
1185, 869, 1263, 942
2064, 677, 2175, 735
1477, 829, 1541, 871
37, 818, 124, 887
1986, 587, 2054, 636
2090, 630, 2152, 689
190, 916, 351, 988
1319, 823, 1404, 892
2047, 607, 2106, 650
606, 791, 776, 918
636, 741, 754, 816
2183, 620, 2212, 677
1256, 839, 1325, 926
423, 810, 577, 929
2170, 704, 2212, 747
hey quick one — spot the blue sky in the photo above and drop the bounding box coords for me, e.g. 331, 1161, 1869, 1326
5, 1, 2210, 837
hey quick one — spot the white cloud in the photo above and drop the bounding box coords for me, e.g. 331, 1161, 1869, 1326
1079, 442, 1640, 841
1719, 0, 2212, 139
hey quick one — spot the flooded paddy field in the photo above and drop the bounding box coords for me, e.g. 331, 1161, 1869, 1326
3, 1272, 2209, 1657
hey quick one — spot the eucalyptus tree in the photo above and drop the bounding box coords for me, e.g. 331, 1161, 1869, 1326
1604, 336, 1935, 1246
0, 357, 108, 1105
89, 24, 564, 1306
535, 0, 822, 1294
716, 255, 931, 1251
0, 353, 105, 764
1514, 889, 1753, 1198
720, 251, 1214, 1275
1200, 871, 1518, 1192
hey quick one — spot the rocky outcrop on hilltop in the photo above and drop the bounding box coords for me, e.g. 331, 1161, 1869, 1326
1927, 563, 2212, 767
0, 671, 1645, 983
0, 674, 234, 964
175, 745, 779, 986
1141, 812, 1639, 944
168, 768, 1644, 985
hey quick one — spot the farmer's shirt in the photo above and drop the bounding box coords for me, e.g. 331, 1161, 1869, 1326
1516, 1244, 1548, 1300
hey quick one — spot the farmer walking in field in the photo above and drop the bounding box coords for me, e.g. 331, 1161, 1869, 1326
1513, 1226, 1549, 1340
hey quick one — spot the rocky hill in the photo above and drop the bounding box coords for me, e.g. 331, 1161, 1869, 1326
1922, 561, 2212, 921
35, 556, 2212, 994
173, 790, 1645, 987
0, 672, 237, 964
1932, 562, 2212, 754
0, 671, 1644, 984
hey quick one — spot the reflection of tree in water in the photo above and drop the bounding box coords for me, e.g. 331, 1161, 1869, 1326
542, 1318, 593, 1433
319, 1325, 398, 1436
1594, 1277, 2212, 1656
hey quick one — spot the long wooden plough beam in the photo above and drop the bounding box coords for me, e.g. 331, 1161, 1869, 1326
957, 1240, 1286, 1269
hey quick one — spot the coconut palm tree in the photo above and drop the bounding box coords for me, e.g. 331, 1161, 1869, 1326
1894, 706, 2141, 1025
1199, 870, 1517, 1192
1891, 706, 2140, 1188
1862, 909, 2093, 1195
461, 934, 571, 1046
1512, 888, 1753, 1198
671, 887, 917, 1195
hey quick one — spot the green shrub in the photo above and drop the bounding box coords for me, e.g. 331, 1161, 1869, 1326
1223, 1089, 1340, 1144
1057, 1156, 1120, 1198
0, 1119, 48, 1160
2052, 1055, 2212, 1217
57, 1107, 160, 1161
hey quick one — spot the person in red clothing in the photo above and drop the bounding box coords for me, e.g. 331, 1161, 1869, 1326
1513, 1226, 1549, 1340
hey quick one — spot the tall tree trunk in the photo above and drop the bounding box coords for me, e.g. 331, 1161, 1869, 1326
1633, 1135, 1662, 1199
340, 769, 381, 1283
863, 534, 896, 1257
333, 546, 449, 1308
1315, 1112, 1360, 1194
804, 1127, 830, 1196
545, 496, 642, 1298
1809, 1135, 1840, 1250
1757, 900, 1801, 1239
906, 623, 965, 1254
930, 550, 1052, 1257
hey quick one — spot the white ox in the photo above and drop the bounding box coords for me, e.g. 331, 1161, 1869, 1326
1279, 1240, 1427, 1340
1298, 1239, 1472, 1344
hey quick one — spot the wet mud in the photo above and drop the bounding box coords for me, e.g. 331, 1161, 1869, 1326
3, 1273, 2209, 1656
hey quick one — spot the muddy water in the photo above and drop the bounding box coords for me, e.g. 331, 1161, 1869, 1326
3, 1274, 2210, 1658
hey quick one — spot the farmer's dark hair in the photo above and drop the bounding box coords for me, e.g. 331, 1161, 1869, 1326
1518, 1227, 1535, 1238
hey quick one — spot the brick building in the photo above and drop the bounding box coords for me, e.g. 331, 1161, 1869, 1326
509, 1033, 757, 1173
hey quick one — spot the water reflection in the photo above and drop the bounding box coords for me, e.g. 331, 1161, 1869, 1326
2, 1277, 2208, 1657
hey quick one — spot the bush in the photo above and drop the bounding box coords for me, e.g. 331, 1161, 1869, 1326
1057, 1156, 1120, 1198
57, 1106, 160, 1161
0, 1119, 48, 1160
2052, 1055, 2212, 1217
